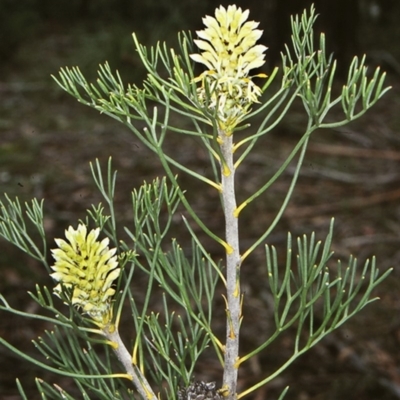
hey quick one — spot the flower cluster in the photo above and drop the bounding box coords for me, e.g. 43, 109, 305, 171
190, 5, 267, 134
50, 224, 120, 328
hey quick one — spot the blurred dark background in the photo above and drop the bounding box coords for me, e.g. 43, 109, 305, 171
2, 0, 400, 78
1, 0, 400, 399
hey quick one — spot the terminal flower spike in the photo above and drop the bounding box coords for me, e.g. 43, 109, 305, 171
50, 224, 120, 328
190, 5, 267, 134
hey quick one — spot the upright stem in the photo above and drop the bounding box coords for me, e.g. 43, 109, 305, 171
220, 129, 241, 399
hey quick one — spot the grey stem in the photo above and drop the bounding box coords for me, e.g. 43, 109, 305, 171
220, 129, 241, 400
104, 328, 157, 400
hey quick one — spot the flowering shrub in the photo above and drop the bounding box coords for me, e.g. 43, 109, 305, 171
0, 5, 391, 400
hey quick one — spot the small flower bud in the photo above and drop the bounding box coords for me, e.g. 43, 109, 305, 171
177, 381, 223, 400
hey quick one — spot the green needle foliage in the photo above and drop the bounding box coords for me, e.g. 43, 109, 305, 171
0, 5, 392, 400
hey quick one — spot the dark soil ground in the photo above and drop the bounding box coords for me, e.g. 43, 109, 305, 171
1, 17, 400, 400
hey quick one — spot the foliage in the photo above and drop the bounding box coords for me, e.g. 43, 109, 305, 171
0, 5, 391, 400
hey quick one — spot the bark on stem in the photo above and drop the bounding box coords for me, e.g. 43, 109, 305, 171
220, 130, 241, 400
104, 328, 157, 400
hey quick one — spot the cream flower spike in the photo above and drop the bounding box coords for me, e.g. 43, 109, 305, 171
190, 4, 267, 134
50, 224, 120, 328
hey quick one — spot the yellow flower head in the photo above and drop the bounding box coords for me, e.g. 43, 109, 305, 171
50, 224, 120, 328
190, 5, 267, 134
